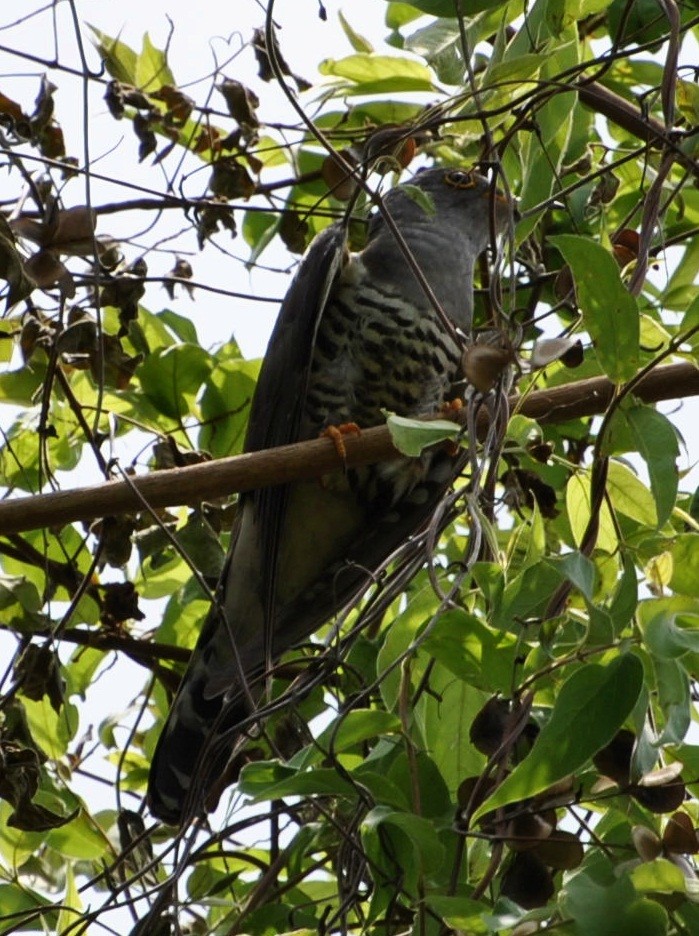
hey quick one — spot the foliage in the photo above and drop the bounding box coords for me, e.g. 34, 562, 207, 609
1, 1, 699, 934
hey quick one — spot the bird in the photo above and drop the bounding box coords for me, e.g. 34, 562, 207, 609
147, 166, 513, 825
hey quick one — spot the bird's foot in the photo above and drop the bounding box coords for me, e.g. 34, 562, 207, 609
441, 397, 463, 414
440, 399, 463, 456
321, 422, 361, 462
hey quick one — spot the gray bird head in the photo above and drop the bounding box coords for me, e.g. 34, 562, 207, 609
375, 166, 512, 246
362, 167, 514, 333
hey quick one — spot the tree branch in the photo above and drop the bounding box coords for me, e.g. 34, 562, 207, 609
0, 363, 697, 536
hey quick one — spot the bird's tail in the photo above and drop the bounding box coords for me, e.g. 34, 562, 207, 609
147, 609, 255, 826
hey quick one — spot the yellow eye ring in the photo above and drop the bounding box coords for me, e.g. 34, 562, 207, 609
444, 169, 476, 189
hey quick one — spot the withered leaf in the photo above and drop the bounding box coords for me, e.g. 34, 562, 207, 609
14, 644, 64, 713
151, 84, 194, 126
24, 250, 75, 297
251, 26, 310, 92
0, 216, 35, 309
217, 79, 260, 127
278, 210, 309, 255
101, 582, 144, 626
209, 157, 256, 200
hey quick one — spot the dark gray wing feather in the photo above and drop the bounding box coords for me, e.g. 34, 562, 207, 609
243, 222, 348, 666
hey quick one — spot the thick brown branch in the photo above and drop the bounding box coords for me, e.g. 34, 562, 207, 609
0, 363, 696, 536
577, 81, 698, 174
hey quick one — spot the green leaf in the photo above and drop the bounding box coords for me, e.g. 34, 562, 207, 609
420, 609, 519, 694
291, 710, 401, 769
550, 234, 640, 381
362, 804, 445, 869
551, 550, 598, 601
199, 354, 259, 458
385, 2, 425, 28
631, 857, 688, 895
156, 309, 199, 345
495, 560, 565, 628
669, 533, 699, 597
639, 597, 699, 658
0, 882, 54, 928
338, 10, 374, 53
405, 18, 465, 85
566, 471, 618, 553
606, 460, 657, 527
87, 25, 138, 84
426, 896, 489, 933
606, 404, 679, 527
319, 54, 436, 94
562, 866, 669, 936
134, 32, 175, 91
137, 344, 213, 420
473, 654, 644, 821
651, 656, 691, 744
23, 698, 78, 760
238, 761, 356, 801
56, 864, 82, 936
386, 413, 459, 456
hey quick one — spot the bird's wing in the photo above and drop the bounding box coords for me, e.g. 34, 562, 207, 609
241, 222, 349, 668
245, 222, 347, 454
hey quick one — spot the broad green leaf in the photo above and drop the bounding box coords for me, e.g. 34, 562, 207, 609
386, 413, 459, 456
551, 550, 597, 601
405, 18, 466, 85
473, 654, 644, 821
550, 234, 639, 381
606, 459, 657, 527
385, 2, 425, 28
157, 309, 199, 345
638, 597, 699, 658
495, 559, 565, 628
631, 857, 688, 896
0, 575, 41, 613
669, 533, 699, 597
199, 355, 259, 458
56, 864, 82, 936
0, 882, 53, 927
426, 896, 489, 934
242, 209, 278, 267
651, 656, 691, 744
319, 54, 436, 93
664, 243, 699, 310
566, 471, 618, 553
562, 867, 668, 936
608, 552, 638, 632
0, 802, 44, 867
291, 710, 401, 769
87, 26, 138, 84
135, 32, 175, 91
420, 609, 519, 694
137, 344, 213, 420
362, 804, 445, 869
338, 10, 374, 53
417, 662, 487, 794
239, 761, 356, 800
606, 404, 679, 527
23, 698, 78, 760
680, 290, 699, 330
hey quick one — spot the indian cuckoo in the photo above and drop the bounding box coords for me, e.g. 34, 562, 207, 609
148, 167, 513, 824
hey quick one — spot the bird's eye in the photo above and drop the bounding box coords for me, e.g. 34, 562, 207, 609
445, 169, 476, 189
